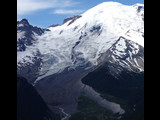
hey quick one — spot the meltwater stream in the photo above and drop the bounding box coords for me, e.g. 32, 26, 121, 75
58, 107, 71, 120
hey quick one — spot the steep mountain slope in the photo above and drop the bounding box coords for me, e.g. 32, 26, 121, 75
17, 19, 48, 82
17, 2, 144, 119
17, 75, 60, 120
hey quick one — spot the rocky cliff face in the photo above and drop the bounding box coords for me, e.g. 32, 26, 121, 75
17, 75, 60, 120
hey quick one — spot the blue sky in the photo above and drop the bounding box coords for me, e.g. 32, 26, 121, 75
17, 0, 144, 28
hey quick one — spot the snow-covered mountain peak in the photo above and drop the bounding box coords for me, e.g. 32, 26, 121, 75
17, 2, 144, 82
17, 2, 144, 116
49, 2, 144, 46
17, 19, 29, 27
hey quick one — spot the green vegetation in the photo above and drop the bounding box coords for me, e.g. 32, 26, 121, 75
70, 95, 116, 120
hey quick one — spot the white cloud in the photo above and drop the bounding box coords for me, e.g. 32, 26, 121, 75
17, 0, 79, 15
53, 9, 84, 15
